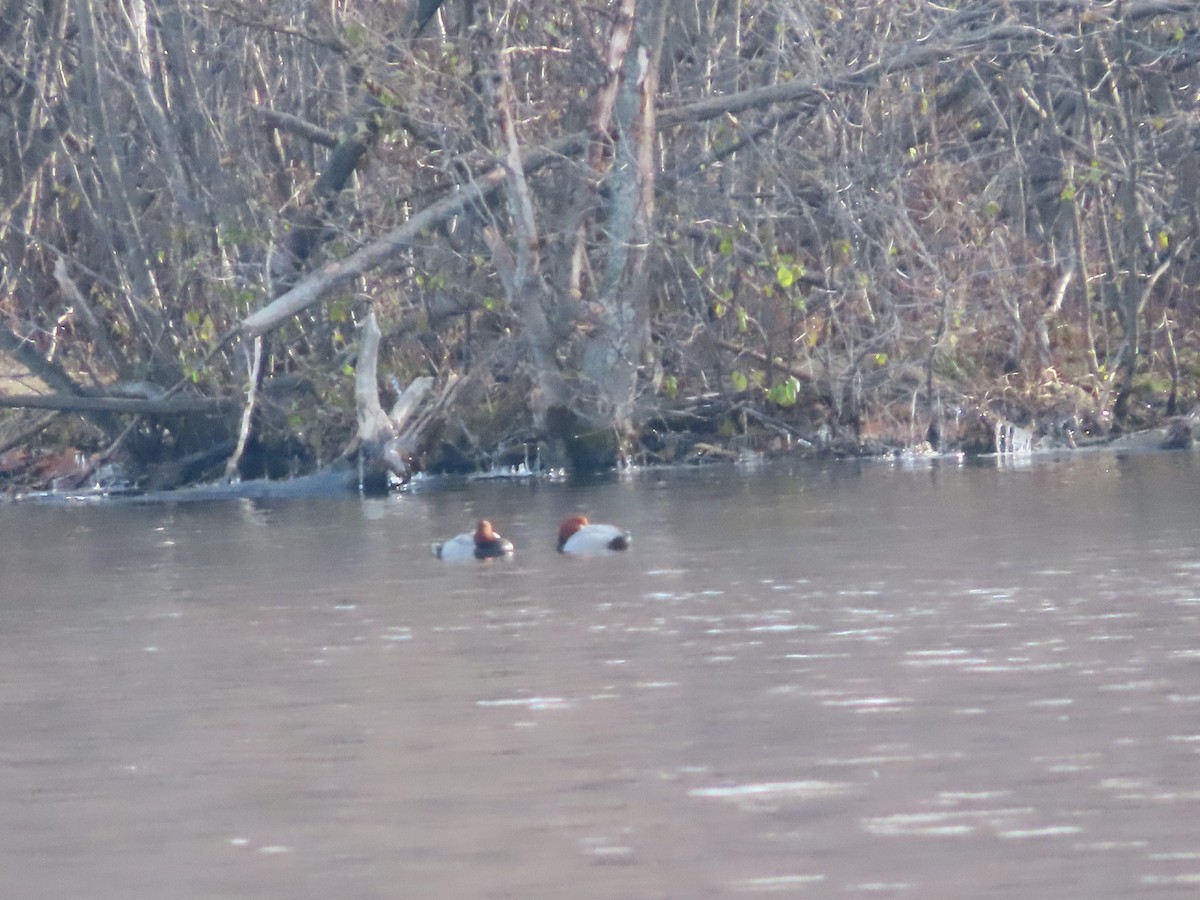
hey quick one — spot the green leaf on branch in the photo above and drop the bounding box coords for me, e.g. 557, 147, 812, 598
767, 375, 801, 407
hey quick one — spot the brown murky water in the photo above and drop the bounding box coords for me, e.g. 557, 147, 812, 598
1, 452, 1199, 898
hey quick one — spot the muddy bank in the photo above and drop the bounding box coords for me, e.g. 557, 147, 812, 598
3, 410, 1195, 505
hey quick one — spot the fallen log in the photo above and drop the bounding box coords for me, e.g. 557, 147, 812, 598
0, 393, 236, 415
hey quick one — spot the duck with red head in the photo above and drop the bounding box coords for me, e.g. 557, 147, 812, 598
557, 515, 631, 555
433, 519, 514, 561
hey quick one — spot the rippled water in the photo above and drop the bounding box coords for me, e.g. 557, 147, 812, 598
2, 452, 1199, 898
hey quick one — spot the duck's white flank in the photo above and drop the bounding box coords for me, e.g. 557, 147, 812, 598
433, 520, 514, 561
557, 516, 631, 554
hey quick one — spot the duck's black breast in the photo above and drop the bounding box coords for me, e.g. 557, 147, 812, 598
474, 537, 514, 559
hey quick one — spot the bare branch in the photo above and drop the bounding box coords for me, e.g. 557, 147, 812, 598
251, 105, 340, 148
239, 134, 588, 336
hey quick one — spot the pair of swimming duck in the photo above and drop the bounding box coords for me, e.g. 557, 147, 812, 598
433, 515, 630, 561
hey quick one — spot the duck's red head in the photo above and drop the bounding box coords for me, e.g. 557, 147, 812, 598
474, 520, 497, 545
557, 515, 590, 551
471, 519, 513, 559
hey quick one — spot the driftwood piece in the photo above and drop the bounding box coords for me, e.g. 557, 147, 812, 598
398, 373, 463, 446
390, 375, 433, 425
351, 311, 469, 487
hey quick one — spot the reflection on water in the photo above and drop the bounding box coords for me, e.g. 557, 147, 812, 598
2, 453, 1199, 898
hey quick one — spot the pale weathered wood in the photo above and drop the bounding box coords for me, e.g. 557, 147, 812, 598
389, 375, 433, 426
240, 167, 513, 337
224, 335, 264, 481
355, 311, 398, 451
350, 311, 448, 484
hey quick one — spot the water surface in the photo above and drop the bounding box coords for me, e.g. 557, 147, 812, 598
2, 453, 1199, 898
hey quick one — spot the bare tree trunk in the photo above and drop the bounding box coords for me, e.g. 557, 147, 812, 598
481, 41, 570, 426
576, 0, 668, 457
1111, 13, 1153, 425
566, 0, 636, 301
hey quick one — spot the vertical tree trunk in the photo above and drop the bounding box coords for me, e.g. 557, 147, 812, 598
576, 0, 668, 459
1111, 13, 1149, 426
482, 32, 570, 429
